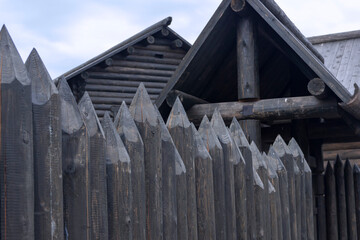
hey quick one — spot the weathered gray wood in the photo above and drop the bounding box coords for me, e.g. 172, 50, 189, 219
112, 59, 178, 71
344, 160, 358, 239
198, 115, 226, 240
191, 124, 216, 239
231, 0, 246, 12
240, 120, 261, 151
253, 165, 265, 240
211, 109, 238, 240
58, 77, 90, 239
26, 49, 63, 240
114, 101, 145, 240
250, 142, 269, 240
307, 78, 330, 99
78, 92, 108, 240
353, 164, 360, 237
166, 98, 189, 240
288, 138, 306, 240
161, 28, 170, 37
265, 152, 283, 240
268, 146, 291, 240
166, 90, 208, 110
0, 26, 34, 240
155, 105, 177, 240
334, 156, 348, 240
102, 112, 132, 240
147, 35, 155, 44
324, 162, 338, 240
171, 39, 183, 49
186, 96, 340, 123
87, 71, 170, 83
129, 83, 163, 240
230, 118, 256, 240
273, 135, 298, 240
266, 178, 277, 240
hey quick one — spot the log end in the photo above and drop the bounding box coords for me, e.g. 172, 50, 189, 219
231, 0, 246, 12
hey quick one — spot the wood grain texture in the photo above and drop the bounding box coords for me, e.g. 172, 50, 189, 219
334, 156, 348, 240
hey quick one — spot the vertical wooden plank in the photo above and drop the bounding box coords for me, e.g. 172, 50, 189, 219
344, 159, 358, 239
353, 164, 360, 237
166, 98, 189, 240
324, 162, 338, 240
263, 153, 283, 239
273, 135, 298, 240
78, 92, 108, 240
129, 83, 163, 240
198, 115, 226, 240
114, 101, 145, 240
250, 142, 269, 240
239, 120, 262, 151
58, 77, 90, 240
334, 156, 348, 240
102, 112, 132, 240
268, 146, 291, 239
263, 153, 281, 240
211, 109, 237, 240
230, 118, 256, 240
0, 26, 34, 240
253, 164, 265, 240
288, 138, 306, 240
155, 105, 177, 240
26, 49, 63, 240
191, 124, 216, 239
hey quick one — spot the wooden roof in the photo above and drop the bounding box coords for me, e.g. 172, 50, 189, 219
309, 30, 360, 96
156, 0, 354, 111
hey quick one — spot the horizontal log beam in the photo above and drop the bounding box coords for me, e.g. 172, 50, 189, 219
166, 90, 208, 110
186, 96, 340, 123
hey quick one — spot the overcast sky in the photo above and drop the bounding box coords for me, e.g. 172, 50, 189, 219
1, 0, 360, 78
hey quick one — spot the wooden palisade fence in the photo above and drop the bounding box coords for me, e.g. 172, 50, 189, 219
2, 25, 360, 240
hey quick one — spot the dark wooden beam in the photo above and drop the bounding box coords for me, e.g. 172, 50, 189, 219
307, 78, 330, 99
166, 90, 208, 110
186, 96, 340, 123
231, 0, 246, 12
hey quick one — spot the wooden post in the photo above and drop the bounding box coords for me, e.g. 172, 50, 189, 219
26, 49, 63, 240
191, 124, 216, 239
268, 146, 291, 239
324, 162, 338, 240
288, 138, 306, 240
102, 112, 132, 240
155, 105, 177, 240
266, 178, 278, 240
58, 77, 90, 239
230, 118, 256, 240
78, 92, 108, 239
114, 101, 145, 240
353, 164, 360, 237
211, 109, 238, 240
344, 160, 358, 239
198, 116, 226, 240
0, 26, 34, 239
250, 142, 270, 239
166, 98, 190, 240
273, 135, 298, 240
129, 83, 163, 240
253, 165, 266, 239
265, 152, 283, 240
334, 156, 348, 240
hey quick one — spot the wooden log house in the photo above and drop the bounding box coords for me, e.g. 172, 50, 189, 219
56, 17, 191, 118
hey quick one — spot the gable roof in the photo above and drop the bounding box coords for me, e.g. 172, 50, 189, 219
309, 30, 360, 96
156, 0, 354, 110
56, 17, 191, 81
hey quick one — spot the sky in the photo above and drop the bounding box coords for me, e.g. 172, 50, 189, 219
1, 0, 360, 78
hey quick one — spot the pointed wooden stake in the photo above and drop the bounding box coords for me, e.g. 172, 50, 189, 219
353, 164, 360, 238
253, 163, 265, 240
155, 105, 178, 240
166, 97, 196, 240
230, 118, 256, 240
114, 101, 145, 240
344, 160, 358, 239
273, 135, 298, 240
0, 25, 34, 240
26, 48, 63, 240
268, 146, 291, 239
129, 83, 163, 239
58, 77, 90, 239
78, 92, 108, 239
191, 124, 216, 239
288, 138, 306, 240
102, 112, 132, 239
198, 115, 226, 240
263, 152, 282, 240
324, 162, 338, 240
334, 156, 348, 239
211, 109, 237, 240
